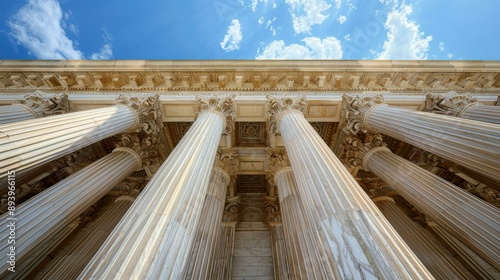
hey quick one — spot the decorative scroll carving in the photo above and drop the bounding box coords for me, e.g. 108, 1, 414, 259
425, 92, 477, 116
118, 94, 163, 135
264, 196, 281, 223
341, 94, 384, 135
343, 133, 386, 168
215, 148, 238, 174
267, 95, 306, 134
223, 196, 240, 222
361, 177, 391, 198
13, 90, 69, 116
196, 95, 235, 134
267, 148, 290, 174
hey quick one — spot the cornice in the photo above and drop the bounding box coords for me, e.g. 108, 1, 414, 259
1, 60, 499, 93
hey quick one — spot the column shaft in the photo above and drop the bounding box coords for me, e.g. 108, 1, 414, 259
0, 104, 37, 125
269, 222, 290, 280
211, 222, 236, 280
183, 167, 229, 279
365, 104, 500, 182
275, 167, 329, 279
374, 197, 475, 279
0, 105, 138, 190
278, 109, 432, 279
0, 148, 141, 274
459, 103, 500, 125
364, 147, 500, 271
36, 197, 134, 280
79, 109, 226, 279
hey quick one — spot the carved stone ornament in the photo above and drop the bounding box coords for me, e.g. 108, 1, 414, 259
13, 90, 69, 117
264, 196, 281, 223
362, 177, 391, 198
267, 148, 290, 174
223, 196, 240, 222
267, 95, 306, 134
425, 91, 477, 116
117, 94, 163, 135
215, 148, 238, 174
341, 94, 384, 135
343, 133, 386, 169
196, 95, 235, 134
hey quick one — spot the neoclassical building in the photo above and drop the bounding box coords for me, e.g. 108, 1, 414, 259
0, 60, 499, 279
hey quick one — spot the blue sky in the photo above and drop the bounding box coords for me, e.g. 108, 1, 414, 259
0, 0, 498, 60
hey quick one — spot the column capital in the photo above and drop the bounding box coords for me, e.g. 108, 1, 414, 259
425, 91, 477, 116
267, 95, 306, 134
267, 148, 290, 173
117, 94, 163, 135
264, 195, 281, 223
215, 148, 238, 174
342, 94, 385, 135
196, 95, 235, 133
117, 134, 165, 170
13, 90, 69, 117
343, 133, 387, 169
223, 195, 240, 222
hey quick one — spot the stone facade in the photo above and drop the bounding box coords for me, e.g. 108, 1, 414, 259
0, 60, 499, 279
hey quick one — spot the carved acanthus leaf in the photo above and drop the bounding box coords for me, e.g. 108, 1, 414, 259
215, 148, 238, 174
118, 94, 163, 135
425, 92, 477, 116
196, 95, 235, 133
267, 148, 290, 174
267, 95, 306, 134
264, 196, 281, 223
343, 133, 386, 168
342, 94, 384, 135
223, 196, 240, 222
14, 91, 69, 116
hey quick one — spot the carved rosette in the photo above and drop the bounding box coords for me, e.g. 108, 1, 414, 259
196, 95, 235, 134
267, 95, 306, 135
13, 90, 69, 117
223, 195, 240, 222
343, 133, 386, 169
264, 196, 281, 223
341, 94, 384, 135
425, 92, 477, 116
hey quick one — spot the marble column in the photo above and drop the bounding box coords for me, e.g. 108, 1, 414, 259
362, 146, 500, 271
344, 95, 500, 182
0, 92, 68, 125
373, 196, 475, 279
268, 96, 432, 279
0, 105, 138, 190
426, 219, 500, 280
0, 147, 141, 274
79, 96, 234, 279
182, 167, 229, 279
211, 222, 237, 280
269, 222, 290, 280
426, 92, 500, 125
274, 166, 330, 279
35, 197, 135, 280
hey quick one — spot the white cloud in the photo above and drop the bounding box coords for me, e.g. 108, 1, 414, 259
447, 53, 453, 59
258, 17, 265, 25
375, 4, 432, 60
90, 43, 113, 60
344, 34, 351, 41
220, 19, 243, 52
337, 15, 347, 24
8, 0, 83, 59
273, 3, 277, 8
285, 0, 331, 34
251, 0, 268, 11
335, 0, 342, 9
256, 37, 342, 59
439, 41, 445, 51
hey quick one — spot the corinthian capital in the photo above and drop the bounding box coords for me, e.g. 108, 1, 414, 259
215, 148, 238, 174
425, 92, 477, 116
343, 133, 386, 169
341, 94, 384, 135
14, 90, 69, 117
267, 95, 306, 134
196, 95, 235, 133
118, 94, 163, 136
267, 148, 290, 174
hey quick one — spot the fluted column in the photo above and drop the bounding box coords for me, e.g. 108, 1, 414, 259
0, 147, 141, 274
344, 95, 500, 182
183, 167, 229, 279
426, 92, 500, 125
268, 96, 432, 279
269, 222, 290, 280
79, 96, 234, 279
426, 219, 500, 280
211, 222, 237, 279
0, 105, 139, 190
363, 147, 500, 271
275, 166, 330, 279
0, 92, 68, 125
36, 196, 135, 280
373, 196, 475, 279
